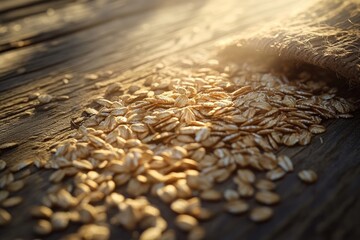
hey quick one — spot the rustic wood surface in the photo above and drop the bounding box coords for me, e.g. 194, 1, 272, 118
0, 0, 359, 239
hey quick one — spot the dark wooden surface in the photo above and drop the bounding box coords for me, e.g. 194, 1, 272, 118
0, 0, 359, 239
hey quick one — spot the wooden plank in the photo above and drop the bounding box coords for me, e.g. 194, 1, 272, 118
1, 0, 310, 94
0, 0, 47, 12
0, 0, 75, 23
0, 0, 302, 96
0, 0, 197, 52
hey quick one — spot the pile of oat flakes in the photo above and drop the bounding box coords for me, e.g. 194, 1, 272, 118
0, 59, 356, 240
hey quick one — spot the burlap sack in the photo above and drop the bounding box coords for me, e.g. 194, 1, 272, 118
219, 0, 360, 84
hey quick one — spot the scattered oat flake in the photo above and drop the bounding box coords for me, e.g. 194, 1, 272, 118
7, 180, 25, 192
0, 191, 9, 202
175, 215, 198, 231
225, 200, 249, 214
0, 160, 6, 171
128, 85, 140, 94
31, 206, 53, 218
139, 227, 162, 240
85, 73, 99, 80
249, 207, 273, 222
28, 92, 40, 100
0, 142, 19, 151
34, 219, 52, 235
56, 95, 70, 101
277, 155, 294, 172
298, 170, 318, 183
38, 94, 53, 104
10, 160, 32, 172
0, 208, 11, 226
1, 196, 22, 207
255, 191, 280, 205
255, 179, 276, 191
188, 226, 205, 240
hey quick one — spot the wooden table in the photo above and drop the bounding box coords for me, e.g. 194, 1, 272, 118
0, 0, 359, 239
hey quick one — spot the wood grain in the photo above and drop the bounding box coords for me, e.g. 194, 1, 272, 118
0, 0, 359, 239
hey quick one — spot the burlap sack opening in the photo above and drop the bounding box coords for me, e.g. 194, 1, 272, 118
219, 0, 360, 86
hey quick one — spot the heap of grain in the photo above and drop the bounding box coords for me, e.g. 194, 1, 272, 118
0, 59, 356, 239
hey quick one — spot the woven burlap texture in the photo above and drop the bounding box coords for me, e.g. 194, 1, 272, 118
220, 0, 360, 83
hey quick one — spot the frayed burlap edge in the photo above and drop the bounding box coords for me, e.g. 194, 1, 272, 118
219, 0, 360, 84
